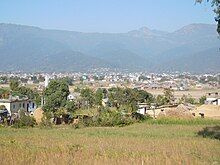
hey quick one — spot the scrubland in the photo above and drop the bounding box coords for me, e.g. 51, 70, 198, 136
0, 119, 220, 165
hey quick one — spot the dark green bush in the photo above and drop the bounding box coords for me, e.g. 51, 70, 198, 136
81, 111, 135, 127
12, 115, 36, 128
198, 126, 220, 140
132, 112, 152, 121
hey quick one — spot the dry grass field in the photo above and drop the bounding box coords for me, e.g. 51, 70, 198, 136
0, 120, 220, 165
147, 88, 220, 100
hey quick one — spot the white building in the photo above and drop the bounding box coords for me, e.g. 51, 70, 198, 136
0, 96, 37, 115
137, 103, 150, 115
205, 92, 220, 105
45, 75, 50, 88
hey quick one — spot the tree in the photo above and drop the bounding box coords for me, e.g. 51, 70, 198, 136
0, 88, 10, 99
9, 80, 19, 91
163, 88, 174, 105
11, 86, 41, 106
43, 80, 70, 112
136, 89, 154, 104
196, 0, 220, 34
80, 88, 95, 108
156, 95, 168, 106
65, 101, 77, 112
95, 88, 104, 106
199, 96, 207, 104
179, 94, 196, 104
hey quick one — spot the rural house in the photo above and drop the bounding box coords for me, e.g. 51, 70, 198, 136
0, 96, 37, 115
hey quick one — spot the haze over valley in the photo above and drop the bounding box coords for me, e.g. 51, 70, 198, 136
0, 23, 219, 73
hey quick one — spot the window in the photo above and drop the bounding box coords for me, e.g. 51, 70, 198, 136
19, 103, 21, 108
13, 104, 16, 109
23, 103, 25, 108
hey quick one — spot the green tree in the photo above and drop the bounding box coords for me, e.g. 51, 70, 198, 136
163, 88, 174, 105
43, 80, 70, 112
199, 96, 207, 104
9, 80, 19, 91
80, 88, 95, 108
65, 101, 77, 112
136, 89, 154, 104
95, 88, 104, 106
107, 87, 124, 108
156, 95, 168, 106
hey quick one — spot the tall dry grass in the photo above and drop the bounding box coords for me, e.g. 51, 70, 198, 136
0, 122, 219, 165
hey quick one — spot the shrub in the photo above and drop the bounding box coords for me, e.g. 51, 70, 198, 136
132, 112, 152, 121
12, 115, 36, 128
80, 110, 135, 127
198, 126, 220, 140
39, 117, 53, 128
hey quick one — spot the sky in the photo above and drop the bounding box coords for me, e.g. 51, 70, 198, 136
0, 0, 216, 33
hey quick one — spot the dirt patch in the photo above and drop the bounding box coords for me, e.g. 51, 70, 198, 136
192, 105, 220, 119
158, 104, 193, 119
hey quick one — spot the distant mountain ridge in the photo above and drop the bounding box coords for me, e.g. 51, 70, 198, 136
0, 23, 219, 73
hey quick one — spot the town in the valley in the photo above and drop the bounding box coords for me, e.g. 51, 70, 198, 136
0, 69, 219, 125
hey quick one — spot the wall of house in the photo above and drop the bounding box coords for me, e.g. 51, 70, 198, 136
0, 100, 37, 115
10, 101, 29, 114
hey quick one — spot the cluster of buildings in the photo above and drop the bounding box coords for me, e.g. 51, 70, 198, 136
0, 71, 219, 91
0, 71, 219, 118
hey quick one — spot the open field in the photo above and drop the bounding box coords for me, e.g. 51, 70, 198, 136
146, 88, 220, 100
0, 120, 220, 165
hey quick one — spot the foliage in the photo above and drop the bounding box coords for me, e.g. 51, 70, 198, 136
80, 88, 95, 108
179, 94, 197, 104
107, 87, 153, 111
12, 115, 36, 128
199, 96, 207, 105
155, 95, 169, 106
13, 86, 41, 106
198, 125, 220, 140
43, 80, 70, 112
65, 101, 77, 112
163, 88, 174, 104
9, 80, 19, 91
0, 88, 10, 99
82, 110, 135, 127
54, 107, 68, 117
39, 114, 53, 128
95, 88, 104, 106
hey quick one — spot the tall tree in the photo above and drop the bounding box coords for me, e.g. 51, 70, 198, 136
43, 80, 70, 112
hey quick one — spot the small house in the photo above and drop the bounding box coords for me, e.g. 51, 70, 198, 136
0, 96, 37, 116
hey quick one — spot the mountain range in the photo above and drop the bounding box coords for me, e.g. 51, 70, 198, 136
0, 23, 219, 73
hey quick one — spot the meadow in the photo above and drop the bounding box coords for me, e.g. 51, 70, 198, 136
0, 119, 220, 165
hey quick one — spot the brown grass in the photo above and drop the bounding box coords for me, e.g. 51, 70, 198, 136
0, 123, 220, 165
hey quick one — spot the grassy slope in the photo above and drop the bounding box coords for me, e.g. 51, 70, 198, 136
0, 122, 220, 165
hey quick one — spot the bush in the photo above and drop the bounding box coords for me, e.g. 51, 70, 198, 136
132, 112, 152, 121
198, 126, 220, 140
80, 110, 135, 127
12, 115, 36, 128
39, 117, 53, 128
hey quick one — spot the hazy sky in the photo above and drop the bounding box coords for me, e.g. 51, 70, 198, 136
0, 0, 216, 33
